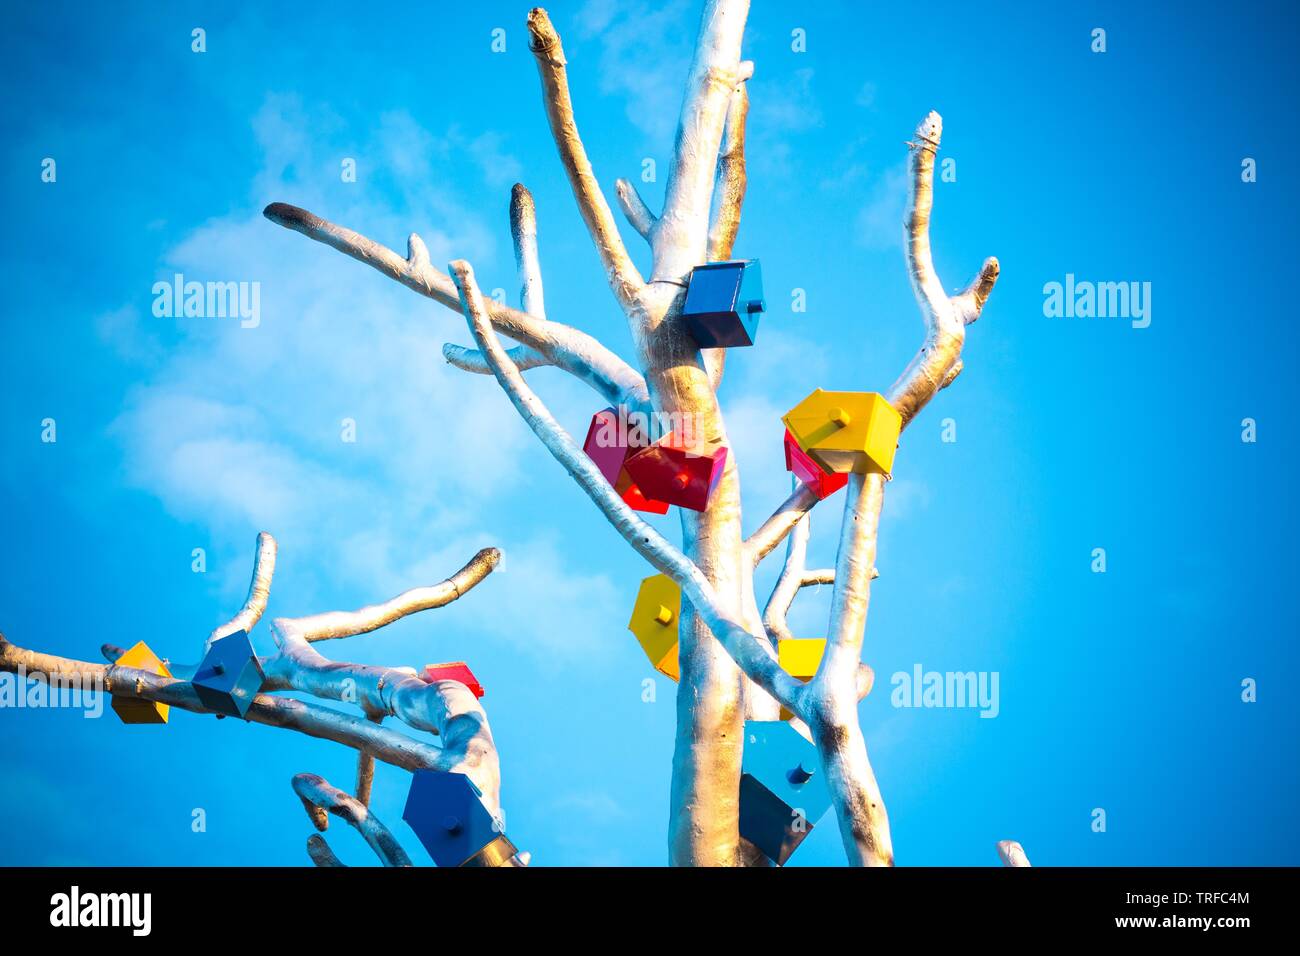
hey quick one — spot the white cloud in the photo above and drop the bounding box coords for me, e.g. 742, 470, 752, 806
574, 0, 696, 143
106, 96, 621, 663
855, 161, 909, 250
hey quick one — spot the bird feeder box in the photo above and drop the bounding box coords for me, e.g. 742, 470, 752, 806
628, 574, 681, 681
739, 720, 831, 865
583, 407, 670, 515
192, 629, 264, 719
681, 259, 765, 348
779, 639, 825, 682
624, 431, 728, 512
423, 661, 485, 699
778, 638, 826, 721
110, 641, 172, 725
782, 389, 902, 476
403, 770, 518, 867
783, 429, 847, 499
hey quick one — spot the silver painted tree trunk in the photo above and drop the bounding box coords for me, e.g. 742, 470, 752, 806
1, 2, 1022, 868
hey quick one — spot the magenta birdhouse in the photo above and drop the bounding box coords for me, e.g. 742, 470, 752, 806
784, 429, 847, 500
582, 407, 670, 515
624, 431, 728, 512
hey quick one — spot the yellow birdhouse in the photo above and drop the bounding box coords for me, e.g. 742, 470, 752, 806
110, 641, 172, 724
782, 389, 902, 476
779, 639, 825, 681
628, 574, 681, 681
778, 638, 825, 721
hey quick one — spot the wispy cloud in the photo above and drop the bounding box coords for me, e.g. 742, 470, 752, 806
855, 161, 909, 250
574, 0, 695, 143
106, 96, 619, 661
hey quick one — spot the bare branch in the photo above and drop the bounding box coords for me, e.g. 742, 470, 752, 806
997, 840, 1032, 867
0, 635, 453, 772
700, 68, 751, 391
655, 0, 752, 280
355, 712, 383, 807
205, 531, 276, 653
821, 473, 886, 679
263, 202, 648, 410
306, 834, 345, 867
444, 341, 550, 375
815, 717, 894, 866
292, 772, 413, 867
706, 69, 750, 262
806, 471, 894, 866
441, 184, 555, 376
887, 112, 999, 426
763, 510, 813, 643
510, 183, 546, 318
526, 8, 644, 310
450, 257, 804, 712
745, 483, 819, 568
5, 529, 509, 826
761, 510, 868, 644
615, 178, 656, 241
281, 546, 499, 644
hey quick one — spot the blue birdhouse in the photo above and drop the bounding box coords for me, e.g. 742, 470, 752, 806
403, 770, 518, 867
192, 629, 264, 719
681, 259, 765, 348
739, 720, 832, 865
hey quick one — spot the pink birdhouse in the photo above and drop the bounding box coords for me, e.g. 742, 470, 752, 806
783, 429, 848, 500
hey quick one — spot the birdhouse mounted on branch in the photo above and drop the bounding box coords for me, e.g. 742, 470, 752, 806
681, 259, 765, 348
778, 639, 825, 682
192, 629, 264, 719
423, 661, 485, 699
582, 407, 670, 515
783, 429, 848, 499
783, 389, 903, 476
403, 770, 518, 867
110, 641, 173, 725
739, 720, 832, 865
778, 638, 826, 721
624, 431, 728, 512
628, 574, 681, 681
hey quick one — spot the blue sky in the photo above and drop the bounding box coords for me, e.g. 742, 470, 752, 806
2, 0, 1297, 866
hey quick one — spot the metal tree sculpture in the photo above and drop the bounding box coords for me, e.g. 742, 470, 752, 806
264, 2, 1006, 867
1, 1, 1024, 869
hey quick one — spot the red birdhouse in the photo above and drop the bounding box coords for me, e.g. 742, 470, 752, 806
582, 408, 670, 515
423, 661, 485, 699
624, 431, 728, 512
783, 429, 847, 500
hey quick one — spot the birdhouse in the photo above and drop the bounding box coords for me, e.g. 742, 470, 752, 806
192, 629, 264, 719
739, 720, 832, 865
681, 259, 765, 348
783, 429, 847, 499
778, 638, 826, 721
782, 389, 902, 476
583, 407, 670, 515
624, 431, 727, 512
110, 641, 172, 725
628, 574, 681, 681
423, 661, 485, 699
779, 639, 825, 681
403, 770, 518, 867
